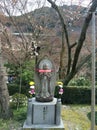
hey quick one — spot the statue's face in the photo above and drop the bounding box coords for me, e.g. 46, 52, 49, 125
39, 59, 53, 70
43, 64, 48, 70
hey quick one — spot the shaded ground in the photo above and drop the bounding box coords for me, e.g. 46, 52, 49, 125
0, 105, 97, 130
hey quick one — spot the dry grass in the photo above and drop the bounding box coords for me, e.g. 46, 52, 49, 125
61, 105, 97, 130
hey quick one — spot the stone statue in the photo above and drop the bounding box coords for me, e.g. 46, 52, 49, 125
23, 56, 64, 129
34, 56, 56, 102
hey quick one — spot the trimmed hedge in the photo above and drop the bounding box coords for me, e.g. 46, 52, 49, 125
7, 83, 29, 96
61, 87, 96, 104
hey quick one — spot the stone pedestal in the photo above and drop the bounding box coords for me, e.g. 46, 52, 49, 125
23, 98, 64, 130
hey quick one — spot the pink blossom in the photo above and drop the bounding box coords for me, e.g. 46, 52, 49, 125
29, 89, 35, 95
31, 89, 35, 94
59, 88, 63, 95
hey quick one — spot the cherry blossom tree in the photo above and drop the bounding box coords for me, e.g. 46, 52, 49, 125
47, 0, 97, 85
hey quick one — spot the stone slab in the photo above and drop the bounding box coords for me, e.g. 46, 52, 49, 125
23, 98, 65, 130
32, 98, 57, 124
23, 118, 65, 130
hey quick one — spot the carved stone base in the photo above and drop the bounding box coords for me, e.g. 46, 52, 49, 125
36, 96, 53, 102
23, 98, 65, 130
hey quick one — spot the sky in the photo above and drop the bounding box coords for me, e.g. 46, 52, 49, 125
24, 0, 92, 16
26, 0, 91, 9
2, 0, 92, 16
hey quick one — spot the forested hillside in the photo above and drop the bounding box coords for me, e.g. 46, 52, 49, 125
4, 5, 88, 33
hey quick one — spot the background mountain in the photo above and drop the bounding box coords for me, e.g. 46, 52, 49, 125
4, 5, 88, 34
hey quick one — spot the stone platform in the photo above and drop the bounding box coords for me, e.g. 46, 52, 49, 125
23, 119, 64, 130
23, 98, 64, 130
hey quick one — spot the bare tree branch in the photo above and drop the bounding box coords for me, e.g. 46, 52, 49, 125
71, 0, 97, 73
47, 0, 72, 75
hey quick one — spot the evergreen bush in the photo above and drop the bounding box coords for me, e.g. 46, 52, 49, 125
68, 76, 91, 86
61, 87, 92, 104
10, 93, 27, 108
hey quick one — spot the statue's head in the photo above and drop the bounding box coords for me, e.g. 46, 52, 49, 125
38, 58, 53, 70
43, 64, 48, 70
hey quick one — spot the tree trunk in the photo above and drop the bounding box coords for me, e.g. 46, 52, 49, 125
0, 34, 12, 119
0, 71, 11, 119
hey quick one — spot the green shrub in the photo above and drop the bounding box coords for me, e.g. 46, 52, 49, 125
8, 82, 30, 96
61, 86, 92, 104
68, 76, 91, 86
8, 83, 19, 95
6, 60, 35, 96
10, 93, 27, 108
